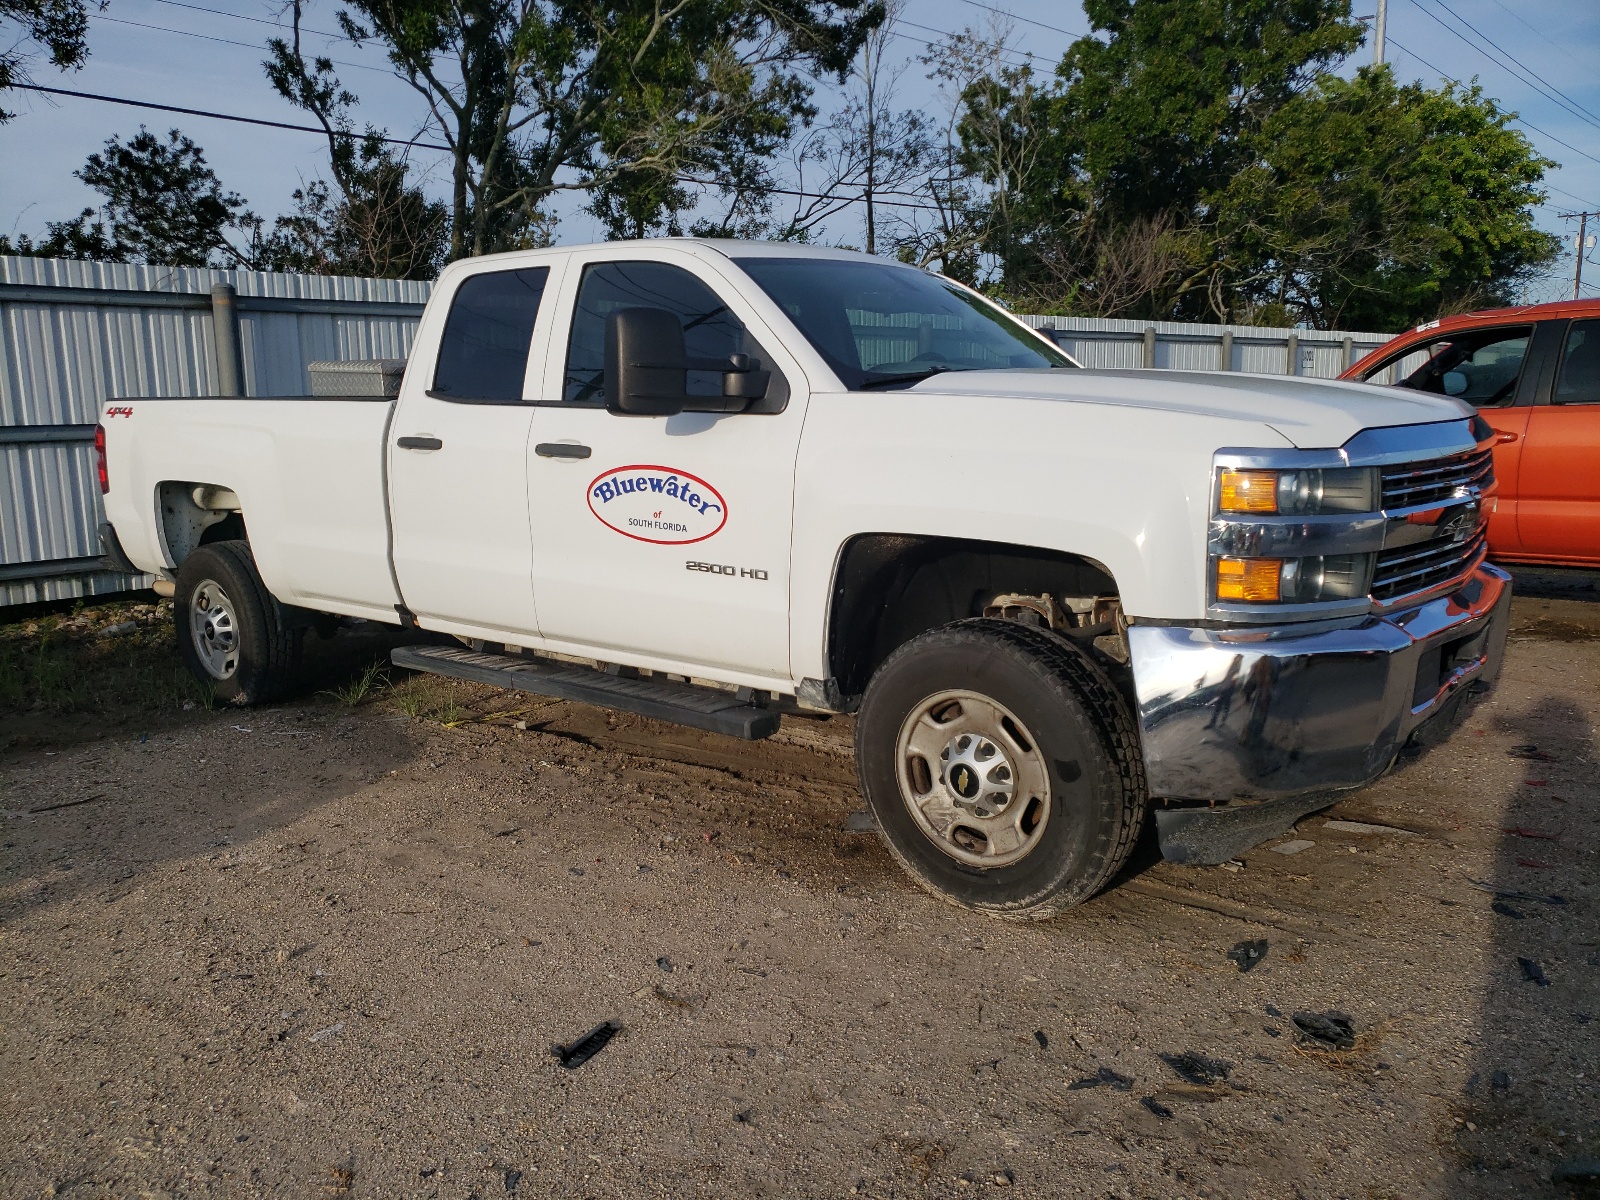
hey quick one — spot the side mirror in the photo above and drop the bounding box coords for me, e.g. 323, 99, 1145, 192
606, 307, 689, 416
605, 307, 771, 416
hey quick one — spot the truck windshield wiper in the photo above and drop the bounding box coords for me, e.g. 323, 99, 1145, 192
857, 366, 961, 390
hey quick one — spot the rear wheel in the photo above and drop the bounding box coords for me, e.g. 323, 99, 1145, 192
175, 541, 301, 705
855, 619, 1147, 919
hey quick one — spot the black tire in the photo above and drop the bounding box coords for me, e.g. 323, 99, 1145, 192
174, 541, 302, 706
855, 618, 1147, 919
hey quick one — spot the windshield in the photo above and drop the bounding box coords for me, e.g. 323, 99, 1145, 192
732, 257, 1073, 389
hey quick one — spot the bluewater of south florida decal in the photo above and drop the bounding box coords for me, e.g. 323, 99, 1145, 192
587, 465, 728, 544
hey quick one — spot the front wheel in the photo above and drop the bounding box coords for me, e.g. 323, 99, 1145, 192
175, 541, 302, 705
855, 619, 1147, 919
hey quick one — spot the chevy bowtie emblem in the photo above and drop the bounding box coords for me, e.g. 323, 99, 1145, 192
1440, 502, 1480, 544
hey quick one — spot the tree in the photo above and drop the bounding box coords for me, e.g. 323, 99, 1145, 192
1214, 69, 1560, 329
262, 1, 449, 278
302, 0, 882, 260
3, 128, 261, 266
1, 0, 92, 123
74, 127, 260, 266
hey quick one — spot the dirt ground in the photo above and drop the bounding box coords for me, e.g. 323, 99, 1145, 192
2, 572, 1597, 1199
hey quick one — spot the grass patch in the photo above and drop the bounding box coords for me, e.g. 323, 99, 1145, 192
0, 600, 214, 719
321, 660, 390, 707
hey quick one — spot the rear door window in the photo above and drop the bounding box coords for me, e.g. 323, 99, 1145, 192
1553, 319, 1600, 405
431, 266, 550, 402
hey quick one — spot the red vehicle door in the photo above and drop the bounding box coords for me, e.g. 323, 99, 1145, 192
1518, 317, 1600, 565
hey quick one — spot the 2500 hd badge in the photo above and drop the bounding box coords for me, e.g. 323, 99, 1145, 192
588, 465, 727, 545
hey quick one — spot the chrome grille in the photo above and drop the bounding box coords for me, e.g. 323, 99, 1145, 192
1381, 448, 1493, 510
1371, 528, 1487, 602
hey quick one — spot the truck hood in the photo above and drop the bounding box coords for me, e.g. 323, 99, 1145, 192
905, 368, 1471, 450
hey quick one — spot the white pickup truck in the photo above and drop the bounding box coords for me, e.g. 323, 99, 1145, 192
98, 239, 1510, 917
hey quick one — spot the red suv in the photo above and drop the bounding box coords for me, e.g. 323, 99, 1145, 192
1341, 299, 1600, 568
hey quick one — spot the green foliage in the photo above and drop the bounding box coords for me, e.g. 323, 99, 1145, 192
320, 660, 389, 707
949, 0, 1559, 329
260, 9, 449, 279
320, 0, 883, 258
1215, 69, 1561, 329
0, 0, 91, 122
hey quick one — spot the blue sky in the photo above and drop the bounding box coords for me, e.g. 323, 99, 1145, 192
3, 0, 1596, 306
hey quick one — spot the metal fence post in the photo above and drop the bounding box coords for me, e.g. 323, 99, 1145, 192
1285, 331, 1299, 376
210, 283, 245, 397
1342, 336, 1354, 373
1142, 326, 1157, 368
1220, 329, 1233, 371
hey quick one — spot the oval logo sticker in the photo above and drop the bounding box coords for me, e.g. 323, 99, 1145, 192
588, 465, 728, 544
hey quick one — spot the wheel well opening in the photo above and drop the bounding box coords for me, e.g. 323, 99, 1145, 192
826, 535, 1122, 700
158, 481, 246, 569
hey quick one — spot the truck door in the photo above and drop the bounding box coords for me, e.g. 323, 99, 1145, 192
388, 259, 562, 638
524, 252, 806, 680
1519, 317, 1600, 564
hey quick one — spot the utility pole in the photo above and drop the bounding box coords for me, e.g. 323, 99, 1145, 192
1373, 0, 1387, 65
1560, 211, 1598, 301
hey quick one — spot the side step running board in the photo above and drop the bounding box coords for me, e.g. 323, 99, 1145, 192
390, 644, 782, 741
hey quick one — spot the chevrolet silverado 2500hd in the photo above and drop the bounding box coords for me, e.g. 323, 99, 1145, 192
98, 239, 1511, 917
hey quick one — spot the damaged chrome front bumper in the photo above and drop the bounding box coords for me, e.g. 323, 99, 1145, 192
1128, 561, 1511, 812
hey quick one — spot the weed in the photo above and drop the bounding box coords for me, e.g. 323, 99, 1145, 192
322, 661, 389, 707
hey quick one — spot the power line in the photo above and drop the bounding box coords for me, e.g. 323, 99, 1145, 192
7, 81, 983, 216
90, 12, 389, 75
144, 0, 350, 42
893, 19, 1049, 68
1420, 0, 1600, 128
951, 0, 1085, 40
11, 82, 449, 152
1405, 0, 1600, 133
1386, 36, 1600, 170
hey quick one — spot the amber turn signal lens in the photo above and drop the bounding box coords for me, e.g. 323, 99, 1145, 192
1219, 469, 1279, 513
1216, 557, 1283, 602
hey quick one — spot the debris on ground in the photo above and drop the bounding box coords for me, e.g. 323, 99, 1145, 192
308, 1021, 344, 1043
1139, 1096, 1174, 1119
1291, 1011, 1356, 1050
1226, 939, 1269, 973
843, 811, 877, 832
503, 1167, 522, 1193
1508, 745, 1556, 761
1518, 958, 1551, 987
96, 621, 138, 639
1504, 826, 1561, 840
1158, 1052, 1232, 1086
1270, 839, 1315, 856
1492, 901, 1526, 920
1323, 820, 1417, 837
656, 956, 673, 973
1032, 1030, 1048, 1050
550, 1020, 621, 1069
1464, 878, 1568, 905
1067, 1067, 1134, 1092
1491, 1070, 1511, 1095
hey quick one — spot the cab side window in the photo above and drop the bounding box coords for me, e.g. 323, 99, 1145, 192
1388, 326, 1533, 408
1554, 319, 1600, 405
562, 261, 746, 405
431, 266, 550, 402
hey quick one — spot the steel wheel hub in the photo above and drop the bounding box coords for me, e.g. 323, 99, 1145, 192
894, 690, 1051, 868
189, 578, 240, 680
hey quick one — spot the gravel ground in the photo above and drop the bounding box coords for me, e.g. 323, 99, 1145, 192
1, 578, 1596, 1199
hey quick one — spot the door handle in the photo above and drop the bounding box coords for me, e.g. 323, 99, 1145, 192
1496, 431, 1519, 444
535, 442, 592, 459
398, 436, 443, 451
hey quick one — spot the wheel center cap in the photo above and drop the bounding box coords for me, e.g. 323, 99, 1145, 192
940, 732, 1014, 816
949, 762, 980, 800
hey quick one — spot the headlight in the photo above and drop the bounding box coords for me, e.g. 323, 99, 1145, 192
1218, 467, 1379, 515
1215, 553, 1375, 604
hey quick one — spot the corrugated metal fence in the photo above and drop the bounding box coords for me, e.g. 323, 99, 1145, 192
1, 256, 428, 606
1024, 314, 1392, 378
1, 253, 1395, 608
